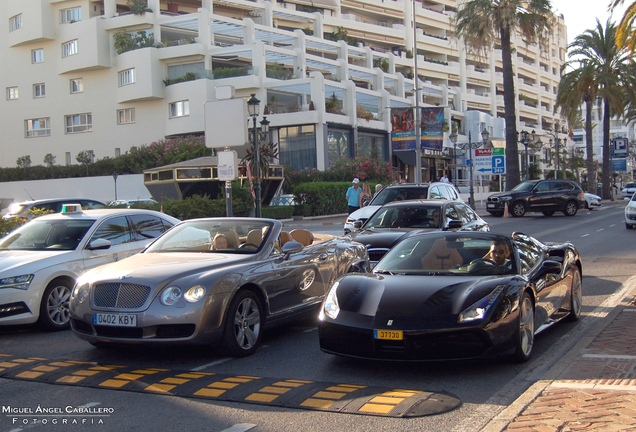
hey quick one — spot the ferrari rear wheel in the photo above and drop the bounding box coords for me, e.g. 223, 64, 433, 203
512, 292, 534, 363
566, 267, 582, 322
221, 290, 263, 357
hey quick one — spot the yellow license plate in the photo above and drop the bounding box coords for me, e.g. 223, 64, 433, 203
374, 329, 403, 340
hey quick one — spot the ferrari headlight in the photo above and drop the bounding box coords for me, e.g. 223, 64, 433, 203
0, 274, 33, 290
72, 283, 90, 304
184, 285, 205, 303
458, 285, 505, 323
320, 282, 340, 320
161, 286, 182, 306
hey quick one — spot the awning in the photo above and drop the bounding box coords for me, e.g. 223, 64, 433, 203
283, 0, 338, 9
393, 150, 416, 166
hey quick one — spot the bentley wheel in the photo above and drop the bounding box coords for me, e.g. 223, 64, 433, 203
221, 290, 263, 357
563, 200, 578, 216
512, 292, 534, 363
38, 280, 72, 331
566, 267, 583, 322
511, 202, 526, 217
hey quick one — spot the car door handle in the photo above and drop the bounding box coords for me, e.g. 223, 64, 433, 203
318, 253, 328, 260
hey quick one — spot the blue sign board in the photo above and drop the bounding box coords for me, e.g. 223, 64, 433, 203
612, 159, 627, 171
492, 156, 505, 174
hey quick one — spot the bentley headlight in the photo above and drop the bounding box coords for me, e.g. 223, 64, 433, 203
161, 286, 182, 305
0, 274, 33, 290
321, 282, 340, 320
184, 285, 205, 303
458, 285, 505, 323
72, 283, 90, 304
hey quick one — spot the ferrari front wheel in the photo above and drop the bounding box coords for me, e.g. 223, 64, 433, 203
512, 291, 534, 363
221, 290, 263, 357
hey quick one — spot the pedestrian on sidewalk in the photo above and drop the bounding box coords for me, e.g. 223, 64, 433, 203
346, 178, 362, 214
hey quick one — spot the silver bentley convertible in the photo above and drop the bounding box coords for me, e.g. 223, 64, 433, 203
70, 218, 369, 356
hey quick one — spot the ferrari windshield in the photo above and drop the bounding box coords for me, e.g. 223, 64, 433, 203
0, 219, 94, 251
374, 233, 516, 276
145, 219, 274, 254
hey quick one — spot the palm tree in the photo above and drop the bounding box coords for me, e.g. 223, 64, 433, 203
567, 19, 629, 199
556, 63, 598, 193
610, 0, 636, 53
455, 0, 552, 190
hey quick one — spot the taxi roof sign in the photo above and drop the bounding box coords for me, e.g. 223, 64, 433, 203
61, 204, 82, 214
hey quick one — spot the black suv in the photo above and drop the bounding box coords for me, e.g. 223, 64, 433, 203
486, 180, 585, 217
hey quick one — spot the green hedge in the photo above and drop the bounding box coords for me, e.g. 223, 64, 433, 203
293, 182, 349, 217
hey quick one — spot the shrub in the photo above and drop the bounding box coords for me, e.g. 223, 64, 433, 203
261, 206, 294, 219
0, 208, 55, 237
293, 182, 350, 216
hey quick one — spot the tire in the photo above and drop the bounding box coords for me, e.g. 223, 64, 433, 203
563, 200, 578, 216
510, 201, 526, 218
566, 267, 582, 322
38, 280, 72, 331
512, 291, 534, 363
627, 223, 633, 230
488, 212, 503, 217
542, 211, 554, 217
221, 290, 264, 357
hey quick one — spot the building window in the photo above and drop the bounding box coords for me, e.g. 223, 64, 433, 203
65, 152, 71, 166
25, 118, 51, 137
65, 113, 92, 133
60, 7, 81, 24
33, 83, 45, 98
9, 14, 22, 32
280, 125, 317, 171
62, 39, 78, 57
115, 148, 121, 157
6, 87, 18, 100
118, 69, 136, 86
117, 108, 135, 124
70, 78, 83, 94
32, 49, 44, 63
169, 100, 189, 118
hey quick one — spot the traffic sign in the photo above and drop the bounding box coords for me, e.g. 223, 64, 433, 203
466, 148, 506, 174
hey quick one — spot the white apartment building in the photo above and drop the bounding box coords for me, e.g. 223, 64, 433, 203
2, 0, 569, 183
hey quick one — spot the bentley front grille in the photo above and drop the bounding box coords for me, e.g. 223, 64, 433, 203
93, 283, 151, 309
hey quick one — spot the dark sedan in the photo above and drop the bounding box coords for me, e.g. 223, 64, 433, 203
319, 231, 582, 362
351, 200, 489, 266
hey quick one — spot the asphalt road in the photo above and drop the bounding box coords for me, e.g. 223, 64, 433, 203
0, 203, 633, 432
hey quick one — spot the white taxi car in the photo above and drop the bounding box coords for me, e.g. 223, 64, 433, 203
0, 205, 179, 331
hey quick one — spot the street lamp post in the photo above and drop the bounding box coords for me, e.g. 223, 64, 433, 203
112, 172, 118, 201
520, 130, 535, 181
549, 137, 561, 179
247, 94, 270, 218
449, 129, 490, 209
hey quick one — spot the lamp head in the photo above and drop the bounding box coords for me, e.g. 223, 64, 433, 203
481, 129, 490, 142
449, 132, 458, 144
247, 93, 260, 116
260, 117, 270, 133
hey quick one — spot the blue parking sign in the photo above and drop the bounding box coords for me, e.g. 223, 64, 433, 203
492, 155, 505, 174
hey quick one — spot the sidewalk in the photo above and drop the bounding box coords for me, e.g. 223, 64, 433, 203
483, 280, 636, 432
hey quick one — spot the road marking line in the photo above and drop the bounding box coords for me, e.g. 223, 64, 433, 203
582, 354, 636, 360
609, 224, 616, 227
191, 358, 232, 371
597, 228, 604, 232
219, 424, 257, 432
581, 234, 590, 237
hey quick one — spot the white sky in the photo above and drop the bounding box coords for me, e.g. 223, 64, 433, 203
551, 0, 627, 44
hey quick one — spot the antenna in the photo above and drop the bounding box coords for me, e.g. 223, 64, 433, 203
24, 189, 34, 200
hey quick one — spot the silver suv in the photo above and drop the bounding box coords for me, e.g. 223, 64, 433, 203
344, 183, 463, 234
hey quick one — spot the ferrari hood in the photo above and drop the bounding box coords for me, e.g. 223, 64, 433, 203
81, 252, 252, 283
334, 273, 511, 327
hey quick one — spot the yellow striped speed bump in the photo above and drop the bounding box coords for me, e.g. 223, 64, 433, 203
0, 354, 461, 418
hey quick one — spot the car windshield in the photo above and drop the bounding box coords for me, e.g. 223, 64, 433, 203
365, 205, 441, 229
370, 187, 428, 206
0, 219, 95, 251
145, 219, 274, 254
511, 181, 539, 192
374, 233, 516, 276
626, 183, 636, 189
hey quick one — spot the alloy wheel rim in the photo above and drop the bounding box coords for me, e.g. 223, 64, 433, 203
234, 298, 261, 350
519, 296, 534, 356
47, 286, 70, 325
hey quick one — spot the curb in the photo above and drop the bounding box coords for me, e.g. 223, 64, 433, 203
481, 276, 636, 432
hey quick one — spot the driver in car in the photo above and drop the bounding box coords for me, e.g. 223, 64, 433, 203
484, 239, 511, 266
